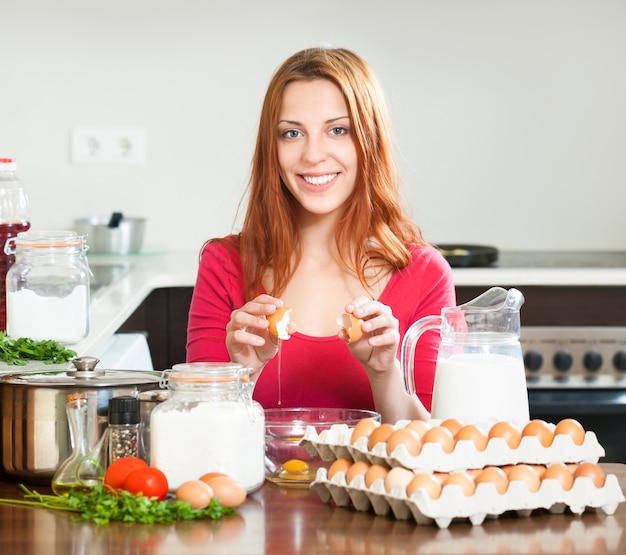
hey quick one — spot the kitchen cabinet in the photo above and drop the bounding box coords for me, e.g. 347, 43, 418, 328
117, 287, 193, 370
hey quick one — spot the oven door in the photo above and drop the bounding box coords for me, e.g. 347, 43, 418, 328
529, 389, 626, 463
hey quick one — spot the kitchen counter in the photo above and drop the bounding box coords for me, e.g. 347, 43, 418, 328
35, 249, 626, 362
0, 464, 624, 554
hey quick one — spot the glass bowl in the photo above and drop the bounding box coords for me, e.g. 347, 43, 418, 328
264, 407, 381, 488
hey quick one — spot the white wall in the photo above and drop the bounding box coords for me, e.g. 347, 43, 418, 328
2, 0, 625, 253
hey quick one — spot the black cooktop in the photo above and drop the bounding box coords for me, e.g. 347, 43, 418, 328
496, 251, 626, 269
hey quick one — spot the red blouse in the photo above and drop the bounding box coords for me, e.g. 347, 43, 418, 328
186, 237, 455, 412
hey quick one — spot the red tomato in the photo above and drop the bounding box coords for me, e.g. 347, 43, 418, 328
104, 457, 148, 490
123, 467, 169, 500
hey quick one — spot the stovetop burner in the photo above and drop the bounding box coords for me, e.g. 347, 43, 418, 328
496, 251, 626, 269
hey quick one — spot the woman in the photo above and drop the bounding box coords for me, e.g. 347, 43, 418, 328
187, 47, 455, 422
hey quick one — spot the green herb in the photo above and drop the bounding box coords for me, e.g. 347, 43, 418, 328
0, 332, 77, 365
0, 484, 236, 525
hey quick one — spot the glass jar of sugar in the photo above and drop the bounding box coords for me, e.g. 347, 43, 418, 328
5, 230, 90, 343
150, 362, 265, 492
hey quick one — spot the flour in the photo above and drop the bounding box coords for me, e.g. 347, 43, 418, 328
6, 285, 89, 343
150, 399, 265, 492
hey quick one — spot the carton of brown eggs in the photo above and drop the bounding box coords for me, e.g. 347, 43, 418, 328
302, 417, 625, 527
301, 418, 605, 472
310, 463, 625, 528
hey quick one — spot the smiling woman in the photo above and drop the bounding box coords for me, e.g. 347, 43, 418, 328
186, 47, 456, 423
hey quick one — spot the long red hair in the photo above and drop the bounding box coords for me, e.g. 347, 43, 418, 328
214, 47, 425, 301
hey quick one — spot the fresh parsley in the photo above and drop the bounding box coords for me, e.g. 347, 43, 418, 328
0, 484, 236, 525
0, 332, 77, 365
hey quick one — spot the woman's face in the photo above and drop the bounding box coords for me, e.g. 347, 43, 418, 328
277, 79, 358, 219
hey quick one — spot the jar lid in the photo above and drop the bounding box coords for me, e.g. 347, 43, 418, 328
14, 230, 86, 248
168, 362, 251, 384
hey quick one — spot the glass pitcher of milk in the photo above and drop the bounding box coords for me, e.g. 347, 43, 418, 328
401, 287, 530, 425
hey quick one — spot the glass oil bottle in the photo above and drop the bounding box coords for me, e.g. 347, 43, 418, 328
51, 391, 102, 495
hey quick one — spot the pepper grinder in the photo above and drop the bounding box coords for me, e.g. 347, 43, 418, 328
108, 396, 141, 462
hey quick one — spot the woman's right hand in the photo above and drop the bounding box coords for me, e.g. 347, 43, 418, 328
225, 294, 293, 375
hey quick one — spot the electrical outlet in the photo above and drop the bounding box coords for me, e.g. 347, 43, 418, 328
71, 127, 145, 166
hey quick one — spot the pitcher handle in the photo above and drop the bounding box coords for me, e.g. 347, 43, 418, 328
401, 315, 442, 396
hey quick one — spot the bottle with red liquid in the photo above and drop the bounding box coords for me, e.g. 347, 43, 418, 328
0, 158, 30, 331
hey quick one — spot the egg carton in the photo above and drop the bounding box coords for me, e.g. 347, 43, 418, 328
310, 467, 625, 529
300, 420, 605, 472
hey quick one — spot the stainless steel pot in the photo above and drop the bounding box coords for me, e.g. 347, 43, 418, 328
0, 357, 161, 483
74, 214, 146, 254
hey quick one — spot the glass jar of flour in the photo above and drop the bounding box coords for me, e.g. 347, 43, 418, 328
5, 230, 90, 344
150, 362, 265, 492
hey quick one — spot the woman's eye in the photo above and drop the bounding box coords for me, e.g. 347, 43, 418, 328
330, 126, 348, 136
282, 129, 301, 139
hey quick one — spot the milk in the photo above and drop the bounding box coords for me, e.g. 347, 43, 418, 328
431, 353, 529, 424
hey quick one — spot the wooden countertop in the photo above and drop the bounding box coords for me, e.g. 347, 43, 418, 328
1, 464, 624, 554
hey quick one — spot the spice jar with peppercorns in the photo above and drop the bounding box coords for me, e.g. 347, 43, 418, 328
108, 396, 141, 462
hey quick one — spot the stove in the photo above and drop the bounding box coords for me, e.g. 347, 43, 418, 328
89, 262, 132, 297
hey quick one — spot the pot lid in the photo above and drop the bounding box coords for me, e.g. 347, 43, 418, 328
0, 356, 161, 387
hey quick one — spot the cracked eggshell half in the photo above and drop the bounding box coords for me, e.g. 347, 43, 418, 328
337, 313, 364, 343
268, 307, 292, 340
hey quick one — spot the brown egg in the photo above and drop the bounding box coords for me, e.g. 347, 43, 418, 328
553, 418, 586, 446
364, 464, 390, 488
543, 462, 574, 491
383, 466, 415, 493
198, 471, 227, 484
346, 460, 371, 484
404, 419, 430, 438
507, 464, 542, 492
268, 307, 292, 339
385, 428, 422, 457
573, 462, 606, 488
175, 480, 215, 509
527, 464, 547, 478
488, 421, 522, 449
474, 466, 509, 494
466, 468, 482, 480
422, 425, 455, 453
500, 464, 515, 475
337, 313, 363, 343
327, 458, 352, 480
443, 472, 476, 496
455, 424, 488, 451
202, 476, 247, 508
350, 418, 379, 444
367, 423, 396, 450
440, 418, 463, 436
406, 473, 442, 499
521, 419, 554, 447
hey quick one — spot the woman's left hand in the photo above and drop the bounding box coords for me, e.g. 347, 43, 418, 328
339, 296, 401, 374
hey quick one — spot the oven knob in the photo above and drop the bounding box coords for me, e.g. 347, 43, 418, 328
614, 351, 626, 372
524, 350, 543, 371
553, 351, 573, 372
583, 351, 603, 372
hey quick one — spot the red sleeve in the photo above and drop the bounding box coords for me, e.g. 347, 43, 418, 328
186, 239, 246, 363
